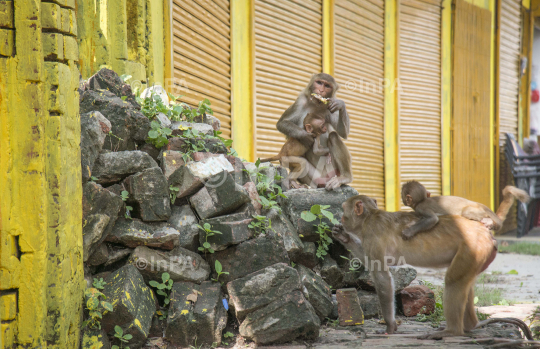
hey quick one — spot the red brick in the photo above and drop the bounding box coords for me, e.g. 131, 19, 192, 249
400, 285, 435, 317
336, 288, 364, 326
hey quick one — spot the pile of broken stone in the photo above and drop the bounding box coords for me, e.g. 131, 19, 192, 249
79, 69, 428, 349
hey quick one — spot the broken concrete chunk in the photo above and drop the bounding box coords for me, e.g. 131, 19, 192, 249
168, 205, 199, 251
101, 265, 156, 348
199, 213, 254, 252
320, 255, 344, 289
87, 68, 139, 109
208, 236, 289, 284
190, 171, 250, 219
170, 121, 213, 136
160, 150, 186, 180
79, 89, 149, 150
227, 263, 302, 321
295, 264, 333, 321
266, 208, 303, 262
83, 214, 110, 263
87, 242, 109, 267
296, 242, 318, 269
165, 281, 227, 347
105, 218, 179, 250
91, 150, 158, 185
239, 291, 320, 345
80, 111, 111, 182
279, 186, 358, 241
127, 246, 210, 284
357, 290, 380, 319
123, 167, 171, 222
83, 182, 123, 260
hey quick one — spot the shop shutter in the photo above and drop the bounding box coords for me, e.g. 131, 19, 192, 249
498, 0, 522, 232
398, 0, 443, 210
334, 0, 386, 208
254, 0, 323, 159
172, 0, 231, 137
452, 0, 491, 207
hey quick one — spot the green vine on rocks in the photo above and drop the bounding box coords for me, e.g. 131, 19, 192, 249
301, 204, 339, 259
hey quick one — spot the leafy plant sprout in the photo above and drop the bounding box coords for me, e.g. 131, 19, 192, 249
111, 325, 132, 349
211, 260, 229, 284
148, 272, 173, 320
81, 288, 113, 330
248, 215, 273, 236
301, 204, 339, 259
120, 190, 133, 219
198, 223, 222, 254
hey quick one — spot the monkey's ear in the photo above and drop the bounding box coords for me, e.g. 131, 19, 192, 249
354, 201, 364, 216
305, 124, 313, 133
427, 191, 431, 198
373, 199, 378, 207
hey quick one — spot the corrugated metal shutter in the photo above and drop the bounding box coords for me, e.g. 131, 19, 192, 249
499, 0, 522, 232
452, 0, 492, 207
398, 0, 442, 210
172, 0, 231, 137
254, 0, 323, 159
334, 0, 386, 208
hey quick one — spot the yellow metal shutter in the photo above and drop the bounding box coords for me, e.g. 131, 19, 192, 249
334, 0, 386, 208
452, 0, 491, 207
498, 0, 522, 232
398, 0, 442, 210
172, 0, 231, 137
254, 0, 323, 159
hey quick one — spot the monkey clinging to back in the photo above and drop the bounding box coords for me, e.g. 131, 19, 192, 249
401, 180, 530, 240
260, 112, 330, 163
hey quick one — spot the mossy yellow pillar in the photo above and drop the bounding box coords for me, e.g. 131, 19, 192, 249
0, 0, 84, 347
231, 0, 255, 161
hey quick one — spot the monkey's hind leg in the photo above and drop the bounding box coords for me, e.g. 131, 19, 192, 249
325, 132, 353, 190
419, 246, 478, 339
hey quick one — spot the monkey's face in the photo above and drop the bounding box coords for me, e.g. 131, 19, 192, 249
313, 79, 334, 98
305, 119, 327, 136
341, 195, 377, 230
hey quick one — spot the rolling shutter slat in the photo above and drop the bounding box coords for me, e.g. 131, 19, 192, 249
398, 0, 442, 210
254, 0, 323, 161
172, 0, 231, 137
335, 0, 386, 208
499, 0, 522, 232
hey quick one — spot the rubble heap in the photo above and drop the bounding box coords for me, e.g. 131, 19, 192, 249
79, 69, 421, 349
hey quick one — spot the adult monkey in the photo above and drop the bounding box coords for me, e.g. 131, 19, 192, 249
332, 195, 532, 340
276, 73, 352, 190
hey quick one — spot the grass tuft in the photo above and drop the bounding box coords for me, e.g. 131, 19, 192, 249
499, 242, 540, 256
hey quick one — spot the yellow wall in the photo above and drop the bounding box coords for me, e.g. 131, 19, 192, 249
0, 0, 84, 347
77, 0, 165, 86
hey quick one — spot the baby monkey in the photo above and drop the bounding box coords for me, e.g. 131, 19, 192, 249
260, 112, 330, 163
401, 180, 529, 240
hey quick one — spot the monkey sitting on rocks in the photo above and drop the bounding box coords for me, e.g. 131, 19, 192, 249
261, 113, 330, 188
400, 180, 529, 240
276, 73, 352, 190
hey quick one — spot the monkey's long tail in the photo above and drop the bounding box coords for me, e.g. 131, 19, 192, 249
259, 155, 281, 163
495, 186, 530, 222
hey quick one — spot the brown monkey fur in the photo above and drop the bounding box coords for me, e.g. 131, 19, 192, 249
332, 194, 501, 339
260, 113, 329, 163
401, 180, 529, 239
276, 73, 353, 190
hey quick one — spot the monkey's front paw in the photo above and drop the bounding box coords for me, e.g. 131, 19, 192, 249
331, 224, 349, 244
